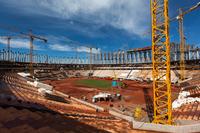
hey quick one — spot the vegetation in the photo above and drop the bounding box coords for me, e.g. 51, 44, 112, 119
75, 79, 112, 89
75, 79, 127, 90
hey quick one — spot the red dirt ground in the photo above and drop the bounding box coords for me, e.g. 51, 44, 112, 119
44, 78, 180, 113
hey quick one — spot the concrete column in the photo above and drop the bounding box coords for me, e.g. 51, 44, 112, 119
126, 52, 128, 64
116, 52, 118, 64
40, 55, 42, 63
174, 52, 176, 61
17, 52, 20, 62
140, 51, 143, 63
197, 49, 200, 60
116, 51, 118, 64
113, 52, 115, 64
121, 51, 123, 64
24, 53, 26, 62
136, 52, 139, 63
195, 49, 199, 60
115, 52, 117, 64
111, 52, 114, 64
99, 53, 102, 64
15, 52, 18, 62
14, 51, 17, 62
122, 51, 124, 64
80, 57, 83, 64
142, 51, 145, 63
35, 54, 38, 63
81, 57, 84, 64
129, 53, 132, 63
108, 52, 110, 64
104, 53, 106, 64
132, 52, 136, 63
3, 49, 6, 60
96, 53, 98, 64
23, 53, 25, 62
190, 50, 194, 60
84, 57, 87, 64
93, 53, 95, 64
33, 54, 35, 63
65, 57, 68, 64
139, 52, 142, 63
188, 48, 191, 60
0, 50, 2, 60
21, 53, 24, 62
146, 51, 149, 63
118, 51, 121, 64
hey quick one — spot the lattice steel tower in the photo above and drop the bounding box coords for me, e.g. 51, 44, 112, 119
151, 0, 172, 124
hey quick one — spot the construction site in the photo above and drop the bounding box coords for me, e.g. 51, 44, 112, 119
0, 0, 200, 133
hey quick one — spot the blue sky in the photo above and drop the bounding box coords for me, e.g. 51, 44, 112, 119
0, 0, 199, 57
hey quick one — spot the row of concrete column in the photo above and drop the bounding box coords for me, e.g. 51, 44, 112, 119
0, 49, 199, 64
0, 49, 89, 64
171, 48, 200, 61
92, 50, 152, 64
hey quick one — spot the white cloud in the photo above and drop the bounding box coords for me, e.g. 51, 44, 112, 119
49, 44, 73, 52
4, 0, 150, 36
40, 0, 149, 35
0, 38, 42, 50
49, 43, 100, 54
77, 46, 100, 54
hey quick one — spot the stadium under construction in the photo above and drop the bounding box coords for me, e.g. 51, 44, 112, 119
0, 0, 200, 133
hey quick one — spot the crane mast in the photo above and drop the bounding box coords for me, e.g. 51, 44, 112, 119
0, 36, 22, 61
177, 2, 200, 80
21, 30, 47, 77
151, 0, 172, 124
179, 9, 185, 81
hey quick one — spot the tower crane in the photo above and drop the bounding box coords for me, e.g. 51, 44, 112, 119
175, 2, 200, 81
0, 35, 25, 61
0, 36, 12, 61
151, 0, 172, 124
84, 46, 98, 76
20, 30, 47, 77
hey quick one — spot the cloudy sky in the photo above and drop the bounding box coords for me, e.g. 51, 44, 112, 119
0, 0, 199, 57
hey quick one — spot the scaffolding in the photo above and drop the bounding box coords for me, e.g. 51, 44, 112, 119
151, 0, 172, 124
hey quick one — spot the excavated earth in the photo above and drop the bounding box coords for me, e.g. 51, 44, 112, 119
44, 78, 180, 117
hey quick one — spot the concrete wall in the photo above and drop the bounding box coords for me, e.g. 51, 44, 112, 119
55, 90, 200, 133
109, 109, 133, 122
54, 90, 105, 112
108, 107, 200, 133
132, 121, 200, 133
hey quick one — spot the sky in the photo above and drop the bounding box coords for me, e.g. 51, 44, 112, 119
0, 0, 199, 57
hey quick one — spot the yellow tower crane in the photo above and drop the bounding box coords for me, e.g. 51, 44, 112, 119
175, 2, 200, 81
151, 0, 172, 124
